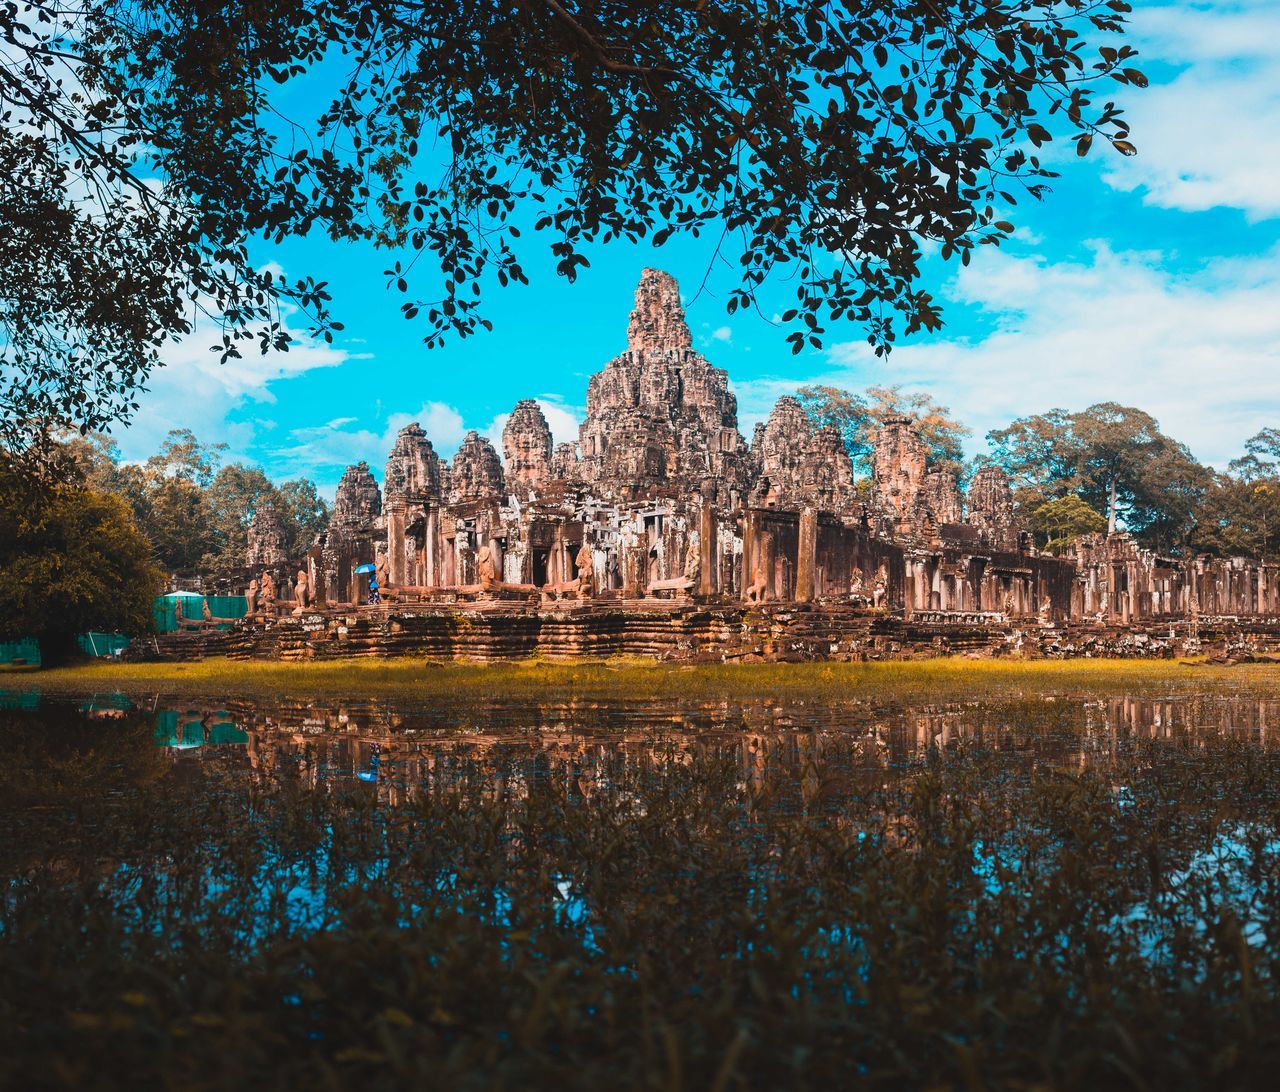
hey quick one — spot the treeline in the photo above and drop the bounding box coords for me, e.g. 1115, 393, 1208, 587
798, 387, 1278, 560
62, 430, 329, 578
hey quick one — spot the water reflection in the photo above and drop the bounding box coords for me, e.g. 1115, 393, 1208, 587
4, 688, 1279, 803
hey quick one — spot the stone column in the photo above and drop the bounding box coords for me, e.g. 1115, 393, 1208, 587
741, 510, 759, 601
698, 502, 716, 597
387, 507, 407, 587
425, 508, 439, 587
796, 508, 817, 602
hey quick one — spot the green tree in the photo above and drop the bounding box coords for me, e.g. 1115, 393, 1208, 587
986, 404, 1208, 550
796, 383, 969, 477
1, 0, 1142, 440
0, 454, 161, 665
1026, 495, 1106, 554
202, 464, 279, 576
277, 479, 330, 559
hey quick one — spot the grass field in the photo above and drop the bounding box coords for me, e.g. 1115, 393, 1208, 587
10, 653, 1280, 703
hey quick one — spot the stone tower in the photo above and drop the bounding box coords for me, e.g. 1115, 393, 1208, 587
450, 431, 505, 502
752, 396, 856, 515
331, 461, 382, 529
502, 400, 553, 495
871, 416, 929, 537
246, 502, 288, 567
968, 465, 1019, 551
577, 268, 750, 501
384, 423, 444, 508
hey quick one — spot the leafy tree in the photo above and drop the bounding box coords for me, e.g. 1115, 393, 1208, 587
277, 479, 330, 558
144, 429, 226, 489
1, 0, 1141, 440
1026, 495, 1106, 554
1191, 472, 1279, 562
202, 464, 279, 576
797, 383, 969, 477
986, 404, 1208, 550
0, 453, 162, 665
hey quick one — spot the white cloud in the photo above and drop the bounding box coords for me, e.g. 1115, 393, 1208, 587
114, 315, 350, 464
750, 242, 1280, 469
1104, 0, 1280, 219
271, 400, 470, 489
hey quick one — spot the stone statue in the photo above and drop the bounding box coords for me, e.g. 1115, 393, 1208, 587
202, 599, 214, 623
476, 544, 498, 589
245, 578, 258, 616
683, 542, 700, 587
849, 569, 865, 603
376, 556, 390, 590
260, 572, 277, 614
293, 569, 310, 616
575, 542, 594, 597
872, 566, 888, 609
745, 562, 768, 604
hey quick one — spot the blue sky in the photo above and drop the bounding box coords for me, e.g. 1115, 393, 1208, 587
115, 0, 1280, 498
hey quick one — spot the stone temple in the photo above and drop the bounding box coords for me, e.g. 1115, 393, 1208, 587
230, 268, 1279, 662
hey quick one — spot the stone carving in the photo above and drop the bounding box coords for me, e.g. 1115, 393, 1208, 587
246, 503, 288, 567
576, 542, 594, 597
476, 544, 498, 589
245, 578, 258, 615
872, 566, 889, 609
293, 569, 310, 615
260, 571, 277, 614
550, 442, 581, 482
451, 432, 505, 502
503, 400, 553, 494
332, 462, 382, 528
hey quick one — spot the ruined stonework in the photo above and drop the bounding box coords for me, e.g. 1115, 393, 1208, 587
246, 503, 288, 567
450, 431, 505, 502
331, 461, 382, 528
550, 442, 581, 482
577, 268, 751, 501
753, 396, 856, 515
870, 416, 929, 538
968, 465, 1019, 551
224, 265, 1279, 654
384, 424, 444, 507
502, 400, 553, 495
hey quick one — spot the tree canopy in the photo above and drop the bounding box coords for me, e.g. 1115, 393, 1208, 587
0, 452, 162, 664
58, 429, 329, 576
1, 0, 1141, 441
985, 403, 1209, 551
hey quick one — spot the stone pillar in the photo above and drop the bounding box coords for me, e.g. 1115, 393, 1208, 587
387, 507, 407, 586
698, 502, 716, 597
796, 508, 817, 603
741, 510, 759, 601
425, 508, 438, 587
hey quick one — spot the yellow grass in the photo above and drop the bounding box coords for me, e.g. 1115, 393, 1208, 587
11, 654, 1280, 703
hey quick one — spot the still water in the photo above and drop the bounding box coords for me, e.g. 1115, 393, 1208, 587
4, 686, 1279, 799
5, 683, 1280, 1087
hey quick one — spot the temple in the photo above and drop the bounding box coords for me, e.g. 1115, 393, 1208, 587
231, 268, 1279, 661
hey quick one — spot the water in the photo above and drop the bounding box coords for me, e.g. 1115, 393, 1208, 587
4, 687, 1277, 797
4, 683, 1280, 1085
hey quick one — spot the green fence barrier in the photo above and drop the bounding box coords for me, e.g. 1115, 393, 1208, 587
77, 632, 131, 658
153, 595, 248, 633
0, 639, 41, 667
